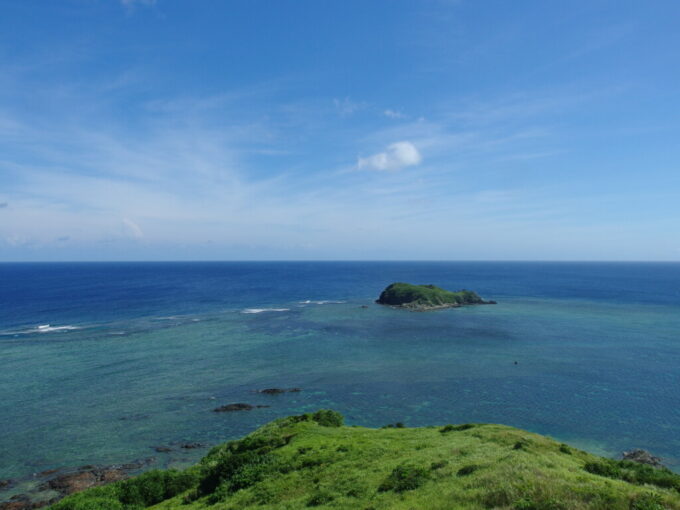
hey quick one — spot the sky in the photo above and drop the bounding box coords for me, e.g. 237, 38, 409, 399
1, 0, 679, 261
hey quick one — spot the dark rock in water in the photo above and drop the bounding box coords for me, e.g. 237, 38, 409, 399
118, 463, 141, 472
119, 457, 155, 471
360, 305, 369, 309
258, 388, 302, 394
97, 469, 128, 484
622, 449, 664, 468
154, 446, 173, 453
47, 467, 127, 495
41, 457, 154, 494
0, 497, 31, 510
180, 442, 205, 449
214, 402, 253, 411
1, 494, 59, 510
213, 403, 270, 412
0, 480, 11, 490
46, 471, 97, 494
3, 458, 156, 509
39, 499, 60, 509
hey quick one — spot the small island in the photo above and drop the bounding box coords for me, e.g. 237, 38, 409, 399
376, 282, 496, 310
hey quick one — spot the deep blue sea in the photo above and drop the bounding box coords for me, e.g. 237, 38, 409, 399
2, 262, 680, 493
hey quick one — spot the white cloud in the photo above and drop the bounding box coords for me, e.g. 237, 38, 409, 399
123, 218, 144, 239
358, 141, 422, 171
383, 109, 406, 119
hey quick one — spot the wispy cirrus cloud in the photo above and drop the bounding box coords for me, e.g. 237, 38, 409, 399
122, 218, 144, 239
333, 97, 365, 117
383, 109, 406, 119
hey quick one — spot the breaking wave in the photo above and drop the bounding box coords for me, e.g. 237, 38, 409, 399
298, 300, 346, 305
241, 308, 290, 314
0, 324, 82, 336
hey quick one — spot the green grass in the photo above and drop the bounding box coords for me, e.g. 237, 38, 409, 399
376, 282, 487, 308
49, 410, 680, 510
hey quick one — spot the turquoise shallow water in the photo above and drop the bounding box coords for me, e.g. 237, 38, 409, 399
1, 262, 680, 493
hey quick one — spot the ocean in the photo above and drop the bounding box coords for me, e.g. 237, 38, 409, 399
1, 261, 680, 489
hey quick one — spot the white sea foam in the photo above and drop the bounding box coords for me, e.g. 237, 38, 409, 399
36, 324, 80, 333
299, 300, 346, 305
19, 324, 82, 334
154, 314, 203, 322
0, 321, 104, 337
241, 308, 290, 314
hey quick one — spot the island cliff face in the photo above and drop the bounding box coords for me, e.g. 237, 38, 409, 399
376, 282, 496, 310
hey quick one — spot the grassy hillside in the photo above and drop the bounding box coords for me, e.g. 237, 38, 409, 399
49, 410, 680, 510
376, 282, 492, 308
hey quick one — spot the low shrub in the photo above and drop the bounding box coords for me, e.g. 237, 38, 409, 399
585, 461, 622, 478
457, 464, 479, 476
117, 469, 198, 508
430, 460, 448, 470
311, 410, 344, 427
300, 456, 326, 469
618, 461, 680, 491
250, 484, 277, 505
514, 498, 538, 510
382, 422, 406, 428
378, 464, 430, 493
199, 450, 277, 497
630, 492, 665, 510
585, 459, 680, 492
232, 434, 289, 454
440, 423, 475, 433
51, 469, 198, 510
345, 485, 365, 498
307, 490, 334, 506
513, 497, 565, 510
513, 440, 530, 450
227, 457, 277, 493
50, 495, 124, 510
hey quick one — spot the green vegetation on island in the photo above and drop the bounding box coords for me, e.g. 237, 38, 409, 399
376, 282, 496, 310
49, 410, 680, 510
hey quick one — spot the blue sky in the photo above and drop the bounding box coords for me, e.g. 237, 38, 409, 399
1, 0, 679, 261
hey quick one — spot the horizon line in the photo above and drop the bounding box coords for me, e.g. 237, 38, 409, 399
1, 260, 679, 264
